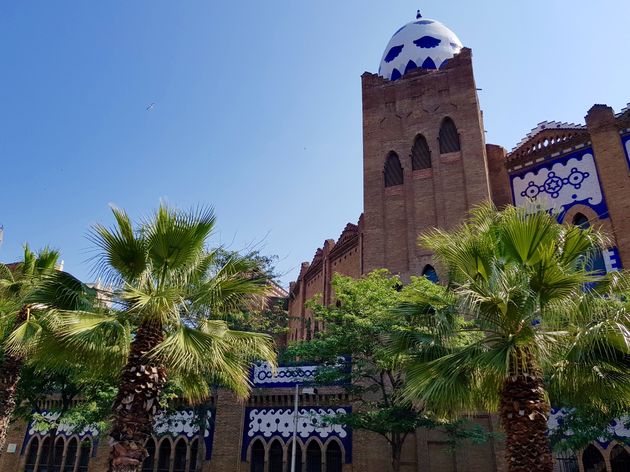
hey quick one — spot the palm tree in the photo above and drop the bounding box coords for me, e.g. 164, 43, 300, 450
58, 205, 276, 472
397, 204, 630, 472
0, 245, 82, 453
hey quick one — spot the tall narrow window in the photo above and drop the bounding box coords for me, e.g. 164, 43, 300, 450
173, 438, 187, 472
157, 441, 171, 472
76, 439, 91, 472
24, 437, 40, 472
268, 440, 284, 472
610, 444, 630, 472
411, 134, 431, 170
62, 438, 78, 472
306, 442, 322, 472
287, 442, 303, 472
250, 439, 265, 472
52, 437, 65, 472
39, 436, 52, 472
422, 265, 438, 283
384, 152, 404, 187
439, 117, 460, 153
582, 445, 605, 472
554, 450, 578, 472
325, 441, 343, 472
188, 438, 200, 472
143, 438, 156, 472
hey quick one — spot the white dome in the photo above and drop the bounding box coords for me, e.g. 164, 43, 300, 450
378, 17, 463, 80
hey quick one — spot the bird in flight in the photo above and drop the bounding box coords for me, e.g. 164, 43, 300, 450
146, 103, 156, 111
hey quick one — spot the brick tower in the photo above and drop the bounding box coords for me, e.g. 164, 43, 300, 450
361, 14, 493, 279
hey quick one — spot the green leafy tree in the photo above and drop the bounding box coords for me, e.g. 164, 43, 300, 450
58, 205, 277, 472
0, 246, 95, 453
396, 204, 630, 472
287, 270, 490, 472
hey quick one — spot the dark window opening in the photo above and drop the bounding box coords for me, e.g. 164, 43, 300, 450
250, 440, 265, 472
439, 117, 460, 153
173, 439, 187, 472
157, 441, 171, 472
24, 437, 39, 472
411, 135, 431, 170
51, 437, 65, 472
325, 441, 343, 472
62, 438, 78, 472
610, 444, 630, 472
384, 152, 404, 187
306, 442, 322, 472
76, 439, 91, 472
189, 439, 200, 472
582, 444, 605, 472
142, 438, 156, 472
288, 442, 303, 472
268, 440, 284, 472
422, 265, 439, 283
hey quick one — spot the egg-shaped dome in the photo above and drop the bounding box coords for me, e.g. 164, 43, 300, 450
378, 16, 463, 81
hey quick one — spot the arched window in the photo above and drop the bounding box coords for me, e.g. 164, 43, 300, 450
173, 438, 187, 472
268, 440, 284, 472
306, 442, 322, 472
439, 117, 460, 154
325, 441, 343, 472
142, 438, 156, 472
610, 444, 630, 472
572, 213, 606, 275
287, 442, 303, 472
52, 437, 65, 472
250, 439, 265, 472
582, 444, 605, 472
62, 438, 78, 472
411, 134, 431, 170
384, 152, 404, 187
76, 439, 91, 472
189, 438, 200, 472
157, 440, 171, 472
39, 436, 52, 471
422, 265, 439, 283
24, 437, 39, 472
573, 212, 589, 229
554, 450, 578, 472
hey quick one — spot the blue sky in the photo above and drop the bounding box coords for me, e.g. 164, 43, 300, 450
1, 1, 629, 287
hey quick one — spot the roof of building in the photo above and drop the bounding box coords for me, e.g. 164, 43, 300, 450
378, 12, 463, 81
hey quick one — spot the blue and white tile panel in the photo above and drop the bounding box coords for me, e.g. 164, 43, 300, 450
153, 409, 215, 460
549, 408, 630, 449
241, 407, 352, 463
251, 362, 320, 388
603, 247, 622, 273
510, 147, 609, 222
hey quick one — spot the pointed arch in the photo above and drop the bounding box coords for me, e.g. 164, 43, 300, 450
172, 438, 188, 472
411, 134, 432, 170
325, 439, 343, 472
188, 438, 200, 472
142, 437, 157, 472
582, 444, 605, 472
39, 436, 53, 470
572, 213, 607, 275
52, 436, 66, 472
384, 152, 404, 187
305, 440, 322, 472
268, 439, 283, 472
610, 444, 630, 471
250, 438, 265, 472
439, 117, 460, 154
422, 264, 439, 283
24, 436, 40, 472
76, 438, 92, 472
287, 440, 304, 472
62, 437, 78, 472
157, 438, 172, 472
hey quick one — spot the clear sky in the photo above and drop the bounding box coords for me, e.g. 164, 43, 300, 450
1, 1, 629, 287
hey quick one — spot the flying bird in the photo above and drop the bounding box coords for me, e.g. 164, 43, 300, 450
146, 103, 156, 111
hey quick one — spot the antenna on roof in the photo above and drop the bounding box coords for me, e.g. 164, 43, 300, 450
416, 10, 422, 19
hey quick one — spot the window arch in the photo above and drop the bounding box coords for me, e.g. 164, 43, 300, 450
268, 439, 284, 472
39, 436, 53, 471
189, 438, 200, 472
157, 440, 172, 472
411, 134, 431, 170
422, 264, 439, 283
76, 439, 91, 472
173, 438, 187, 472
573, 212, 590, 229
62, 438, 78, 472
52, 437, 65, 472
142, 438, 156, 472
611, 444, 630, 472
582, 444, 605, 472
250, 439, 265, 472
24, 436, 40, 472
439, 117, 460, 154
384, 152, 404, 187
572, 213, 607, 276
325, 441, 343, 472
287, 441, 303, 472
306, 441, 322, 472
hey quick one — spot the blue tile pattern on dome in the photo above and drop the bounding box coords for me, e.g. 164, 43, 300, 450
379, 17, 463, 80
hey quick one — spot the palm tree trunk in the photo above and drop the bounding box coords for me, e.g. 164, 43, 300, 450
0, 307, 28, 455
500, 352, 553, 472
108, 322, 166, 472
